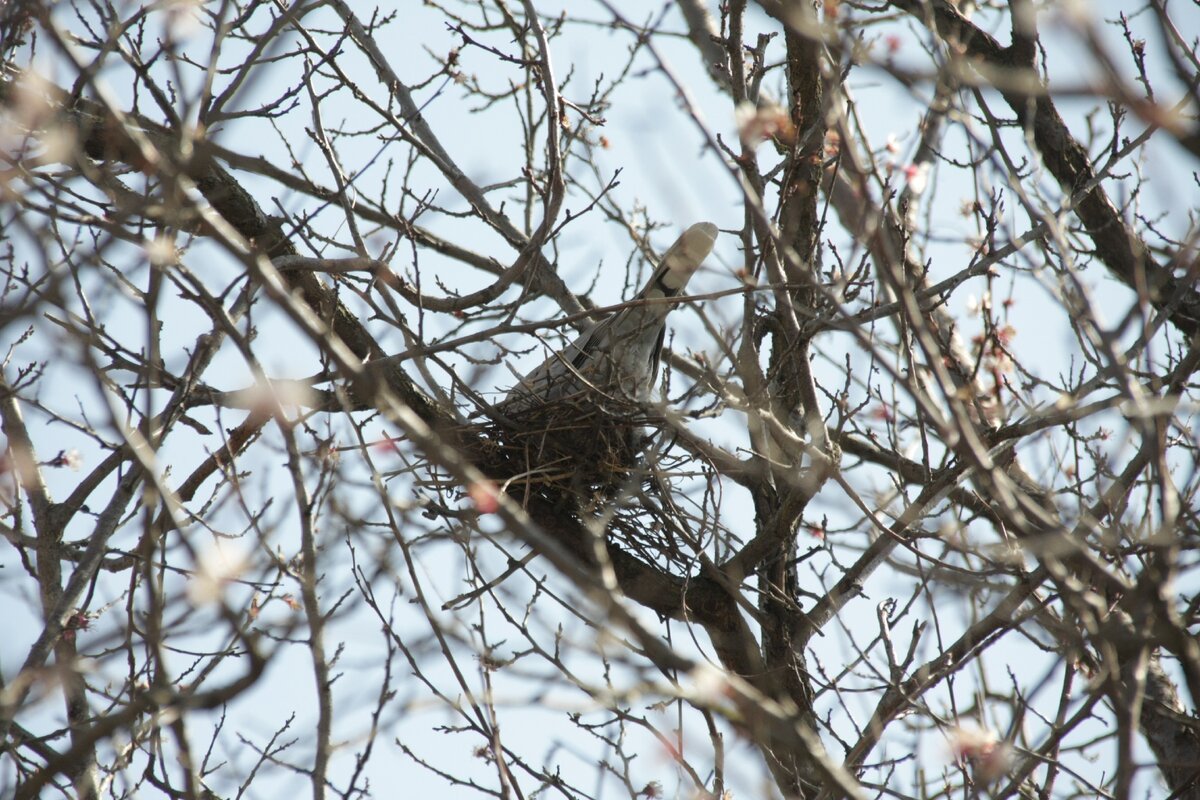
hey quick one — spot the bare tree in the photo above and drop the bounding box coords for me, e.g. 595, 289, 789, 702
2, 1, 1198, 798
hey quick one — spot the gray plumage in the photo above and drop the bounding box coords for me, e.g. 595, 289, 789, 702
500, 222, 717, 415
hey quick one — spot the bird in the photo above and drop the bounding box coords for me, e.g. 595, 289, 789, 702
499, 222, 718, 418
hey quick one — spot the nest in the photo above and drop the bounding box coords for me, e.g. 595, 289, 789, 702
454, 390, 703, 572
477, 390, 661, 494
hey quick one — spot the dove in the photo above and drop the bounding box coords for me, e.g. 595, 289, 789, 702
500, 222, 718, 416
